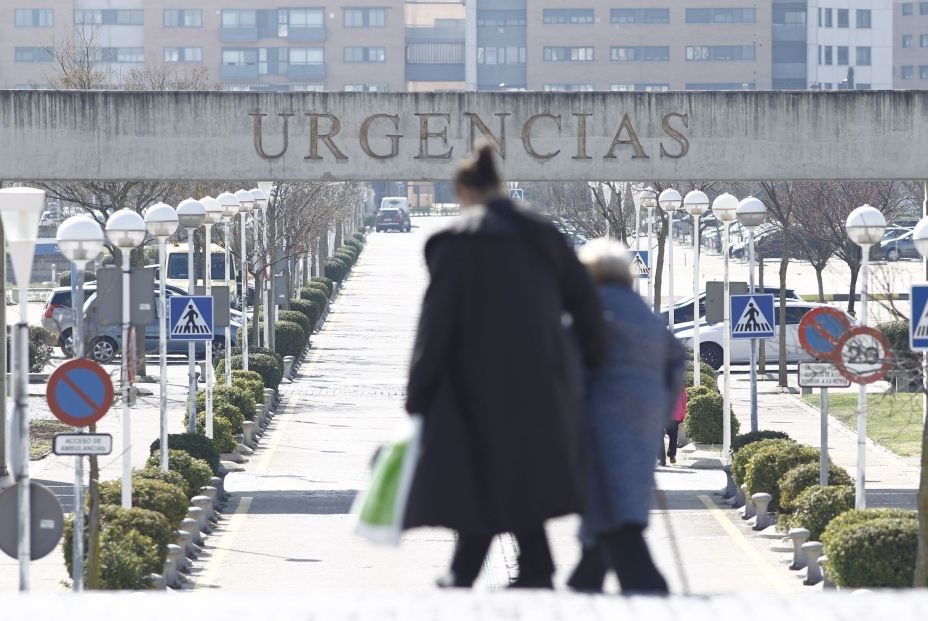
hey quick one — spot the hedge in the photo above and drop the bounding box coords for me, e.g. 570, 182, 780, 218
214, 353, 281, 389
98, 477, 189, 529
351, 231, 365, 244
134, 466, 190, 497
275, 320, 306, 359
325, 258, 349, 282
821, 508, 919, 551
877, 320, 920, 374
731, 430, 792, 456
249, 347, 285, 373
685, 384, 715, 402
300, 286, 329, 312
826, 518, 918, 588
234, 377, 265, 406
145, 449, 213, 499
274, 310, 311, 340
743, 442, 820, 510
778, 461, 853, 513
683, 392, 740, 444
288, 298, 320, 328
59, 270, 96, 286
782, 484, 855, 540
8, 327, 58, 373
149, 433, 220, 476
310, 276, 333, 297
344, 239, 363, 254
191, 391, 244, 432
215, 385, 257, 422
732, 438, 795, 486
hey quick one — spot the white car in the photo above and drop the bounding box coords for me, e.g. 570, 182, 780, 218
675, 301, 856, 370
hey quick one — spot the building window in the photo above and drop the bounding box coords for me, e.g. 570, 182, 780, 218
901, 65, 914, 79
15, 9, 53, 27
837, 46, 849, 65
543, 46, 594, 62
543, 9, 594, 24
543, 83, 594, 92
855, 83, 871, 90
856, 46, 871, 66
685, 8, 756, 24
289, 47, 324, 65
685, 82, 756, 91
685, 45, 756, 61
344, 47, 385, 63
824, 46, 833, 65
476, 47, 526, 65
610, 9, 669, 24
610, 83, 670, 92
856, 9, 871, 28
75, 9, 143, 25
902, 3, 914, 16
14, 46, 53, 62
773, 43, 806, 63
476, 10, 526, 27
344, 8, 386, 28
920, 66, 928, 79
100, 47, 144, 63
824, 8, 833, 26
837, 9, 849, 27
773, 6, 806, 25
278, 9, 324, 36
921, 34, 928, 47
163, 9, 202, 27
922, 3, 928, 15
406, 43, 465, 64
164, 47, 202, 62
610, 46, 669, 61
344, 83, 388, 92
903, 35, 914, 48
222, 49, 257, 66
221, 10, 257, 28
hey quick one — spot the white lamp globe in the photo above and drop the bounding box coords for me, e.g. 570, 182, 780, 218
236, 189, 258, 212
144, 203, 179, 239
913, 217, 928, 258
638, 187, 658, 211
176, 198, 206, 230
200, 195, 223, 226
736, 197, 767, 229
712, 193, 740, 223
845, 205, 886, 247
105, 209, 147, 249
658, 188, 682, 214
216, 192, 241, 219
683, 190, 710, 217
57, 215, 105, 263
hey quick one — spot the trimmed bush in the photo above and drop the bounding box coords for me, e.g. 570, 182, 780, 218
288, 298, 320, 328
732, 438, 795, 486
146, 449, 213, 499
821, 508, 918, 550
190, 401, 243, 435
743, 443, 820, 510
59, 270, 96, 286
335, 249, 357, 265
731, 430, 792, 456
300, 286, 329, 312
249, 347, 285, 372
782, 484, 855, 539
215, 385, 256, 422
685, 384, 715, 401
351, 231, 365, 244
9, 326, 59, 372
826, 518, 918, 588
344, 239, 363, 253
310, 276, 333, 297
275, 320, 306, 358
98, 477, 188, 528
149, 433, 220, 476
233, 377, 265, 405
277, 310, 312, 341
325, 257, 349, 282
232, 369, 263, 385
134, 466, 189, 496
778, 461, 853, 512
215, 353, 281, 389
683, 392, 740, 444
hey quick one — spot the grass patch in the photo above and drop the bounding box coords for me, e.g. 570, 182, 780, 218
802, 393, 923, 457
29, 419, 72, 460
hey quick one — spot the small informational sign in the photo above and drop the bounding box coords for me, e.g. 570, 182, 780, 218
798, 361, 851, 388
509, 188, 524, 202
628, 250, 650, 279
169, 295, 214, 341
798, 307, 852, 360
730, 294, 775, 340
909, 284, 928, 350
46, 359, 114, 427
53, 433, 113, 456
836, 326, 893, 384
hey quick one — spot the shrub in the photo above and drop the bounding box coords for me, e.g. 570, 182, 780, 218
191, 401, 244, 435
351, 231, 365, 244
335, 248, 357, 265
783, 484, 855, 539
233, 377, 265, 405
288, 298, 320, 328
732, 438, 795, 486
826, 518, 918, 588
877, 320, 919, 374
149, 433, 220, 476
215, 385, 256, 422
146, 449, 213, 498
778, 461, 853, 512
9, 326, 59, 372
277, 310, 312, 341
325, 258, 349, 282
821, 508, 918, 551
215, 353, 281, 389
300, 286, 329, 312
685, 384, 715, 401
344, 239, 363, 253
683, 392, 740, 444
59, 270, 96, 286
134, 466, 189, 496
249, 347, 285, 373
731, 430, 792, 456
743, 443, 820, 510
232, 369, 263, 385
310, 276, 333, 297
98, 477, 188, 528
275, 320, 306, 359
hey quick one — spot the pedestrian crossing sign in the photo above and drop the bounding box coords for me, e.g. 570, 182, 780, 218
627, 250, 650, 279
910, 284, 928, 350
730, 293, 775, 340
169, 295, 214, 342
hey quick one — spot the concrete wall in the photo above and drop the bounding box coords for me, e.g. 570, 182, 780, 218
1, 90, 927, 182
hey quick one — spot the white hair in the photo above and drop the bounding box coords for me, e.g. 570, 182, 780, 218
577, 238, 633, 286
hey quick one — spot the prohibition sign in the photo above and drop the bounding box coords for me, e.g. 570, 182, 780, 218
835, 327, 893, 384
798, 307, 852, 361
46, 358, 114, 427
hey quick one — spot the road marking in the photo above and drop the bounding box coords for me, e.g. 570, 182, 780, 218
195, 495, 252, 589
697, 494, 792, 594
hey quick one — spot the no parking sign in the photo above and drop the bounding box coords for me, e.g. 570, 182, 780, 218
798, 307, 852, 361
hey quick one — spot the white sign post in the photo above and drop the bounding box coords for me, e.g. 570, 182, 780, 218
798, 361, 851, 486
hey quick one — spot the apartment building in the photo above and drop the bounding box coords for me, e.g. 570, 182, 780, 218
807, 1, 893, 90
894, 0, 928, 87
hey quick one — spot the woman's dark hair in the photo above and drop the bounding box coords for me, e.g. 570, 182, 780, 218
454, 143, 501, 194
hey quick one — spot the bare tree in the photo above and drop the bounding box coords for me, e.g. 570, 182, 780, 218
45, 29, 111, 89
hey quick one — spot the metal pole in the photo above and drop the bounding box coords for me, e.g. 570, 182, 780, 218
820, 387, 829, 486
187, 233, 197, 434
70, 263, 85, 591
204, 225, 213, 439
240, 211, 249, 370
749, 228, 758, 433
647, 207, 654, 306
856, 247, 870, 509
634, 193, 641, 296
722, 221, 732, 461
262, 207, 271, 350
158, 239, 168, 472
693, 214, 701, 385
0, 222, 6, 480
15, 295, 30, 591
120, 252, 131, 509
668, 213, 675, 331
224, 221, 232, 386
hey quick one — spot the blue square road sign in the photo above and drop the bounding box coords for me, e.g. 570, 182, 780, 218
730, 293, 775, 340
169, 295, 214, 342
910, 284, 928, 350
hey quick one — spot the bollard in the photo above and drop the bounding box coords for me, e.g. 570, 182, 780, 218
241, 421, 257, 448
728, 482, 745, 509
788, 528, 811, 570
175, 529, 196, 560
751, 493, 773, 530
181, 516, 204, 546
802, 542, 824, 585
283, 355, 295, 379
255, 404, 266, 429
188, 506, 210, 535
210, 476, 228, 502
191, 496, 215, 525
263, 389, 276, 412
166, 542, 188, 574
162, 557, 179, 588
819, 555, 835, 590
201, 485, 220, 511
148, 573, 167, 590
722, 465, 738, 500
741, 486, 756, 520
237, 441, 254, 456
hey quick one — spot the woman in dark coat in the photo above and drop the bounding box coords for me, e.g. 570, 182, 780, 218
404, 145, 606, 589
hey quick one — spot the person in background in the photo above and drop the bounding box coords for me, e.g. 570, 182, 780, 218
567, 238, 685, 595
403, 144, 606, 589
660, 389, 688, 466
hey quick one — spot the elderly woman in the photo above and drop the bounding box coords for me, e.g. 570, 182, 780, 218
567, 238, 686, 594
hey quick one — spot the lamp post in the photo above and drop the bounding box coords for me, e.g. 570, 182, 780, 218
684, 190, 710, 385
254, 185, 273, 350
105, 209, 147, 510
56, 214, 104, 592
235, 189, 258, 368
0, 187, 46, 591
845, 204, 886, 509
658, 189, 682, 330
737, 197, 768, 433
711, 194, 739, 461
176, 199, 206, 434
143, 203, 179, 473
200, 197, 223, 439
639, 187, 658, 305
217, 193, 241, 385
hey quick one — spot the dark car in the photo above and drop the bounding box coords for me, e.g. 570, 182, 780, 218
375, 207, 411, 232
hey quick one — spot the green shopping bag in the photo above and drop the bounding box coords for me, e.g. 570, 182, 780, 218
352, 416, 422, 545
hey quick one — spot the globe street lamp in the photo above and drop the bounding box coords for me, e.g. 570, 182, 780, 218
56, 214, 104, 593
254, 185, 273, 350
216, 192, 241, 385
105, 209, 147, 510
143, 203, 178, 475
711, 194, 739, 462
639, 187, 658, 304
845, 204, 886, 510
0, 187, 46, 591
684, 190, 710, 386
177, 199, 206, 433
659, 188, 682, 330
235, 189, 258, 369
736, 196, 768, 433
200, 196, 224, 440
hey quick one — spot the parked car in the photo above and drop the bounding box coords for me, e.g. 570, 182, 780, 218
375, 207, 411, 232
881, 229, 918, 261
661, 287, 800, 326
674, 301, 855, 370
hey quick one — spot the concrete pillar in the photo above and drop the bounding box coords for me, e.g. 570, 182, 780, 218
740, 486, 756, 520
751, 493, 773, 530
802, 542, 824, 585
788, 528, 811, 570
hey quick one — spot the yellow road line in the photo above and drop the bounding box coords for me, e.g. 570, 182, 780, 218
697, 494, 792, 594
196, 495, 252, 589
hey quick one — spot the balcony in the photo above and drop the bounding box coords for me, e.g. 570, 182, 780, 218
406, 63, 465, 81
220, 64, 259, 80
406, 22, 464, 43
221, 26, 259, 42
288, 26, 326, 42
287, 63, 326, 81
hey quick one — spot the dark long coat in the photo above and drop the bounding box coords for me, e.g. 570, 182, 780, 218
403, 198, 606, 535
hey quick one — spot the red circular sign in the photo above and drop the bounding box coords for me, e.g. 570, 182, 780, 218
46, 359, 114, 427
835, 327, 893, 384
798, 307, 852, 361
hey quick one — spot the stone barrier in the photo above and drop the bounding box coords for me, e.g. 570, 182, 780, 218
788, 528, 811, 570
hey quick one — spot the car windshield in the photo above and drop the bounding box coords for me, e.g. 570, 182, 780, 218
167, 252, 232, 280
379, 209, 399, 217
